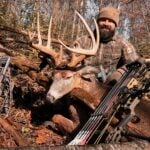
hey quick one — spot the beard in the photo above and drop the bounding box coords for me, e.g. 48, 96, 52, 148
99, 25, 115, 43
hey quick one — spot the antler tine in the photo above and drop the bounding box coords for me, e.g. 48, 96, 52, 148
31, 13, 58, 60
31, 13, 71, 67
37, 12, 42, 45
75, 11, 98, 50
47, 16, 52, 48
59, 10, 100, 55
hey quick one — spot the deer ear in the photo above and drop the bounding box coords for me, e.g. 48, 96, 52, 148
81, 75, 92, 82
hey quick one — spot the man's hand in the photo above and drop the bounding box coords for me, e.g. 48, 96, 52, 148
126, 60, 142, 70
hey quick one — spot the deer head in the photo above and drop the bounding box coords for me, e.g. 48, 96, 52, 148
29, 11, 103, 110
47, 70, 106, 110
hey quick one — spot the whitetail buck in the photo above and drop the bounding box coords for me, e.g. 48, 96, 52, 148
28, 11, 108, 133
29, 11, 107, 110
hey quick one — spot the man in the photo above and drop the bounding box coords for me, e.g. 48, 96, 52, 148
76, 6, 140, 84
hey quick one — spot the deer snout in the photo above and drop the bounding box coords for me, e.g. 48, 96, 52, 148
46, 93, 56, 103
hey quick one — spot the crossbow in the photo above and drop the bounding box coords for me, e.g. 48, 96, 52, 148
69, 62, 150, 145
0, 55, 13, 117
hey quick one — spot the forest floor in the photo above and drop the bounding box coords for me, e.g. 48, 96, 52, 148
0, 27, 149, 148
0, 98, 65, 148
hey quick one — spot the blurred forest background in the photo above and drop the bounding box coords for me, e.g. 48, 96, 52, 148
0, 0, 149, 55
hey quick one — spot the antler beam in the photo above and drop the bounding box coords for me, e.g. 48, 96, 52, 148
59, 10, 100, 55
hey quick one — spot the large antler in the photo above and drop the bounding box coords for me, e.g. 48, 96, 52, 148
59, 11, 100, 55
29, 11, 99, 68
29, 13, 68, 67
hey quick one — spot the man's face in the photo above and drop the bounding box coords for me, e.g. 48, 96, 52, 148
98, 18, 116, 42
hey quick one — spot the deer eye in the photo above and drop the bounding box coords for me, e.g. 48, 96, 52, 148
81, 76, 92, 82
65, 76, 72, 79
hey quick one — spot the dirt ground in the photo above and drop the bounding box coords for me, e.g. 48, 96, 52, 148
0, 103, 65, 147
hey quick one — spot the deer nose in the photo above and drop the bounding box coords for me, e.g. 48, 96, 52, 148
46, 93, 55, 103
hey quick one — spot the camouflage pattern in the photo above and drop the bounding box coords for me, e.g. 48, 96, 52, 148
75, 34, 139, 75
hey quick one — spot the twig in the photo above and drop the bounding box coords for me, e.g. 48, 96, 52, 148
0, 116, 28, 146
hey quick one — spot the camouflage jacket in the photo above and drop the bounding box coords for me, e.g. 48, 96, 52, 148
75, 34, 139, 75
